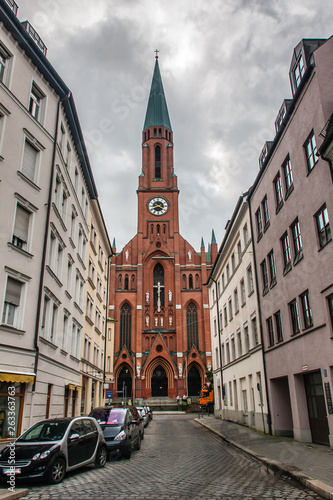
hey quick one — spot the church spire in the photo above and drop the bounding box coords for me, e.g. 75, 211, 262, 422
143, 53, 172, 131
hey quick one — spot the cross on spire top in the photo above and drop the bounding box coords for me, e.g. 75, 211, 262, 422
155, 49, 159, 59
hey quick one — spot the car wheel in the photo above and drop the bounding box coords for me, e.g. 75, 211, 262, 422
46, 457, 66, 484
95, 446, 107, 468
134, 434, 141, 451
122, 446, 132, 460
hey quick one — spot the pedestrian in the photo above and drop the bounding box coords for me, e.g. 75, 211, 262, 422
176, 395, 180, 410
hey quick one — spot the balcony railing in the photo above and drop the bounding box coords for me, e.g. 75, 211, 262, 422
4, 0, 18, 15
21, 21, 47, 56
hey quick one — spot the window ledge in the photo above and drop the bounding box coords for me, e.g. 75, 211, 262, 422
76, 253, 86, 270
60, 349, 68, 356
52, 203, 67, 232
39, 336, 58, 350
46, 265, 63, 288
257, 232, 263, 243
306, 161, 318, 176
0, 324, 25, 335
87, 277, 96, 289
90, 240, 97, 255
96, 292, 103, 303
7, 242, 34, 259
17, 171, 41, 191
262, 286, 269, 296
74, 302, 84, 315
285, 183, 294, 200
264, 220, 270, 233
270, 277, 277, 289
293, 251, 304, 266
69, 237, 76, 249
65, 290, 72, 300
94, 327, 102, 336
283, 262, 292, 276
85, 315, 94, 326
248, 289, 255, 298
70, 354, 80, 363
275, 200, 284, 215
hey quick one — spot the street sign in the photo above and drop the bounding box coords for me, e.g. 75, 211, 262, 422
106, 391, 113, 399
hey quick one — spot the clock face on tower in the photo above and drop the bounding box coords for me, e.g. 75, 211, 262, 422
148, 197, 169, 215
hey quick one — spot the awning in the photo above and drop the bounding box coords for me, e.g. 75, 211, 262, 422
0, 372, 35, 384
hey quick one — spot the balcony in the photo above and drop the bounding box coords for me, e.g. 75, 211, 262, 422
5, 0, 18, 15
21, 21, 47, 56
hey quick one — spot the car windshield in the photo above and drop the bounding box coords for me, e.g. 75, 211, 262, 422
106, 409, 126, 425
89, 408, 108, 423
17, 421, 69, 442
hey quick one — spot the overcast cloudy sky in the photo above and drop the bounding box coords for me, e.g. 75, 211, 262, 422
18, 1, 333, 251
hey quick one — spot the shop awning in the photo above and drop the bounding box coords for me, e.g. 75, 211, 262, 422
0, 372, 35, 384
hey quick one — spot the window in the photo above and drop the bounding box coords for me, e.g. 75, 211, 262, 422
66, 257, 73, 295
41, 292, 59, 343
304, 131, 318, 172
268, 250, 276, 287
274, 172, 283, 211
256, 208, 263, 239
327, 295, 333, 332
267, 317, 274, 347
240, 279, 246, 306
244, 324, 250, 352
283, 156, 293, 194
74, 167, 79, 192
229, 380, 233, 405
234, 288, 239, 314
70, 209, 76, 242
222, 273, 225, 289
21, 140, 38, 183
120, 303, 131, 351
59, 123, 65, 152
12, 203, 31, 251
228, 297, 233, 321
48, 228, 64, 280
231, 337, 236, 360
316, 204, 331, 248
153, 263, 164, 307
237, 241, 242, 262
281, 232, 292, 274
155, 145, 161, 179
247, 265, 254, 295
243, 223, 249, 245
300, 290, 313, 329
226, 342, 230, 364
262, 196, 270, 228
294, 54, 304, 88
226, 264, 230, 281
75, 271, 84, 310
189, 274, 193, 289
289, 299, 300, 335
62, 314, 68, 351
237, 330, 242, 357
251, 316, 259, 346
86, 294, 93, 320
187, 302, 198, 349
223, 305, 227, 327
291, 218, 303, 261
66, 142, 71, 166
0, 43, 12, 85
231, 253, 235, 272
274, 311, 283, 342
71, 321, 82, 359
29, 82, 44, 122
260, 259, 269, 294
2, 277, 23, 328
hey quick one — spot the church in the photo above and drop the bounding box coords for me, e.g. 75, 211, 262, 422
108, 55, 217, 401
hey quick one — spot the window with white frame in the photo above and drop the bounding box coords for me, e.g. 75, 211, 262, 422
247, 265, 254, 295
0, 103, 10, 156
237, 241, 242, 263
86, 293, 93, 321
237, 329, 242, 357
48, 225, 65, 280
59, 123, 65, 153
262, 195, 270, 228
300, 290, 313, 329
283, 156, 293, 194
291, 218, 303, 260
74, 167, 79, 192
231, 336, 236, 360
268, 250, 276, 286
274, 310, 283, 342
41, 290, 60, 343
12, 200, 34, 252
267, 316, 274, 346
71, 321, 82, 359
234, 288, 239, 314
70, 208, 76, 242
21, 139, 39, 183
75, 271, 84, 310
0, 43, 12, 86
304, 131, 318, 172
294, 53, 304, 88
240, 278, 246, 306
289, 298, 300, 335
315, 204, 331, 249
66, 256, 73, 295
62, 313, 69, 351
274, 172, 283, 211
65, 141, 71, 167
243, 223, 249, 245
226, 342, 230, 364
223, 305, 227, 327
281, 232, 292, 274
256, 208, 263, 239
251, 316, 259, 346
28, 82, 45, 123
2, 276, 23, 328
244, 324, 250, 352
260, 259, 269, 295
228, 297, 233, 321
95, 306, 101, 332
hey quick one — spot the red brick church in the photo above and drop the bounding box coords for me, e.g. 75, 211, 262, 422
108, 55, 217, 401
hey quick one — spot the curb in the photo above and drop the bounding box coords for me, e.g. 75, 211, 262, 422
195, 418, 333, 500
0, 489, 28, 500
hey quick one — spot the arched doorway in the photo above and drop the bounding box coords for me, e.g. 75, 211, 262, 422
151, 365, 168, 397
188, 366, 201, 397
117, 367, 132, 399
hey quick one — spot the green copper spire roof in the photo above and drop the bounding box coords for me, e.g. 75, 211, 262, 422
143, 56, 172, 131
211, 229, 217, 245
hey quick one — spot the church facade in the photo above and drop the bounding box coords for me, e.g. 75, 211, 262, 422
108, 57, 216, 401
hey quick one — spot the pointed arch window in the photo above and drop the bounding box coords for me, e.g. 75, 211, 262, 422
155, 145, 161, 179
156, 224, 160, 234
131, 274, 135, 289
182, 274, 187, 289
120, 303, 131, 351
187, 302, 198, 349
148, 130, 150, 139
153, 263, 164, 308
189, 274, 194, 290
165, 130, 168, 139
195, 274, 200, 289
154, 128, 157, 138
158, 128, 162, 138
118, 274, 122, 289
124, 274, 129, 290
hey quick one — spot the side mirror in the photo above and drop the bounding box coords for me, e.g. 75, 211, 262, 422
69, 433, 80, 441
131, 419, 137, 425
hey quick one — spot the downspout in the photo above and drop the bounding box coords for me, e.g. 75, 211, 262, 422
248, 197, 272, 435
103, 252, 113, 401
32, 92, 71, 393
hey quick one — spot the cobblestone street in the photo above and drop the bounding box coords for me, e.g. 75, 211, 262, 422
11, 414, 324, 500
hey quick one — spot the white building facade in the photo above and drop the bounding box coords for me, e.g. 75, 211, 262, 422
207, 195, 269, 432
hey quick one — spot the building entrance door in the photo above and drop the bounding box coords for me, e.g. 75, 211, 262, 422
304, 371, 329, 446
117, 367, 132, 400
187, 366, 201, 396
151, 366, 168, 397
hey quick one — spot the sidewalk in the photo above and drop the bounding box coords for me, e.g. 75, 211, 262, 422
195, 416, 333, 500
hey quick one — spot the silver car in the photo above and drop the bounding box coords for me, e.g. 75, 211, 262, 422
0, 416, 107, 484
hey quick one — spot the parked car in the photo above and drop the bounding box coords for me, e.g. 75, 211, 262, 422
136, 406, 149, 427
145, 405, 153, 422
89, 407, 141, 459
0, 417, 107, 484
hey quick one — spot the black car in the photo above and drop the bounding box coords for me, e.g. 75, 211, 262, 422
89, 407, 141, 459
0, 417, 107, 484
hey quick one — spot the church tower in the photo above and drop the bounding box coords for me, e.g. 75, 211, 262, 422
108, 54, 215, 402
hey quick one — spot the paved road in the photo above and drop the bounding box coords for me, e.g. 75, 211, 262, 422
13, 414, 323, 499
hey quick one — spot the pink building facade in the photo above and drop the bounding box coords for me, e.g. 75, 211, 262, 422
249, 38, 333, 448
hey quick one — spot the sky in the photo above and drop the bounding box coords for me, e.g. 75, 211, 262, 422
17, 1, 333, 252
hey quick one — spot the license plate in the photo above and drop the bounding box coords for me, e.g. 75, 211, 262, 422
2, 468, 21, 474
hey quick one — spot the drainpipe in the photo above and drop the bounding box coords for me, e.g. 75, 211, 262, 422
248, 197, 272, 435
103, 252, 113, 404
206, 276, 224, 418
32, 92, 71, 394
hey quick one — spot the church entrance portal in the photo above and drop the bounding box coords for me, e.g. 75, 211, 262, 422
117, 367, 132, 399
151, 366, 168, 397
188, 366, 201, 396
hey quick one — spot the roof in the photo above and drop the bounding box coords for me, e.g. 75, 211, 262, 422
143, 58, 172, 131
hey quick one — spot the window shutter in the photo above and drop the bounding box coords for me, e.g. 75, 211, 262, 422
14, 205, 30, 242
22, 141, 37, 181
5, 277, 21, 306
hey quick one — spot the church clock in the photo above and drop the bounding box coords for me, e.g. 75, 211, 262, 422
148, 197, 168, 215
